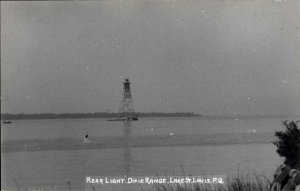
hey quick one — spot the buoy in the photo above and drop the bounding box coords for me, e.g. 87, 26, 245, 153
83, 134, 91, 143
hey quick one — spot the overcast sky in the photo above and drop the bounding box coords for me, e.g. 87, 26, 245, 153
1, 0, 300, 115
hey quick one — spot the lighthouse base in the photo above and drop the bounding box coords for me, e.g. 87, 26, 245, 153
107, 117, 138, 121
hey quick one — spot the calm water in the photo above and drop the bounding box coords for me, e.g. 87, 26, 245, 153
1, 117, 291, 191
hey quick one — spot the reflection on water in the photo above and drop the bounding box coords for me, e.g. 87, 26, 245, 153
1, 117, 286, 191
123, 121, 132, 176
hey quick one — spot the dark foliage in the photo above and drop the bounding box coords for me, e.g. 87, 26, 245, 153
273, 120, 300, 167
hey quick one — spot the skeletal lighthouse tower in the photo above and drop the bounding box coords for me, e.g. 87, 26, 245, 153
119, 78, 137, 119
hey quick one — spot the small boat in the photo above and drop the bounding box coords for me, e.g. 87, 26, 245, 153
108, 116, 138, 121
130, 116, 138, 121
107, 118, 128, 121
3, 120, 12, 124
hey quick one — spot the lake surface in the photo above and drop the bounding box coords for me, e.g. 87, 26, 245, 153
1, 117, 292, 191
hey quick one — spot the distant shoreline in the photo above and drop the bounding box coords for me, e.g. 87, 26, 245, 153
1, 112, 299, 120
1, 112, 200, 120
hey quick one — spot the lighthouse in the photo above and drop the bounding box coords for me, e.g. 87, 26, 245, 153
119, 79, 138, 120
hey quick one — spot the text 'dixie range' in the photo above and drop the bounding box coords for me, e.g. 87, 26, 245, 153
86, 175, 226, 185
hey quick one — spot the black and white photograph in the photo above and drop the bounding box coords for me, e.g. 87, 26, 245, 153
1, 0, 300, 191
